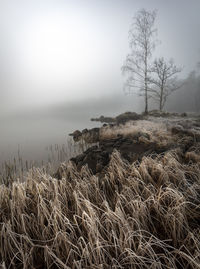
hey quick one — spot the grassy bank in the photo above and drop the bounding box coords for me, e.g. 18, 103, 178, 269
1, 117, 200, 268
1, 143, 200, 268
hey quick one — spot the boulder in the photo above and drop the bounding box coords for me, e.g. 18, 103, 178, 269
116, 112, 142, 125
69, 128, 100, 143
82, 128, 100, 143
69, 130, 82, 142
69, 135, 161, 174
181, 112, 187, 117
91, 115, 115, 123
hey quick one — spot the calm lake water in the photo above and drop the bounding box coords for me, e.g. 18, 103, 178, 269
0, 96, 141, 168
0, 115, 100, 167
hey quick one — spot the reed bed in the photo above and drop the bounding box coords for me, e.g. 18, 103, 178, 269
0, 138, 90, 187
1, 147, 200, 268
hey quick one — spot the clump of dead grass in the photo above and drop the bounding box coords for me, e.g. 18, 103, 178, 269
100, 120, 179, 154
100, 120, 176, 147
1, 147, 200, 268
100, 120, 167, 140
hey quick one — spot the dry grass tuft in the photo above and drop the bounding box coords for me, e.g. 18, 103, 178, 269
100, 120, 167, 140
1, 147, 200, 268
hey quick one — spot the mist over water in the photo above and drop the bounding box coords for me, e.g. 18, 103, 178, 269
0, 95, 141, 165
0, 0, 200, 167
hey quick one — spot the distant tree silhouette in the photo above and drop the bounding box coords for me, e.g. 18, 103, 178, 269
149, 57, 183, 111
122, 9, 157, 114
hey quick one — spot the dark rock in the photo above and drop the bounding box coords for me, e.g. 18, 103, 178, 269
116, 112, 142, 125
84, 145, 98, 154
100, 151, 109, 158
82, 128, 100, 143
69, 136, 160, 175
69, 128, 100, 143
74, 153, 86, 163
81, 153, 98, 173
181, 112, 187, 117
91, 115, 115, 123
69, 130, 82, 142
82, 128, 88, 134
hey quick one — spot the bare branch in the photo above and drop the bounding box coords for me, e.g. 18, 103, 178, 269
149, 57, 183, 110
122, 8, 158, 113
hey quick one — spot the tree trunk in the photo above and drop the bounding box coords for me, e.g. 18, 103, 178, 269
159, 97, 162, 111
145, 87, 148, 114
144, 49, 148, 114
159, 84, 164, 111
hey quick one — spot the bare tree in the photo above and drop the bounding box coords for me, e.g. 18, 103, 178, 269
149, 57, 183, 111
122, 8, 157, 114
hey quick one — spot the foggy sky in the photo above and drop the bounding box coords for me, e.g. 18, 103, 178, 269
0, 0, 200, 116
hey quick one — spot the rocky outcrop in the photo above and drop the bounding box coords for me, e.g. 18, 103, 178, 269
91, 112, 143, 125
91, 115, 115, 123
116, 112, 143, 124
63, 112, 199, 178
69, 134, 167, 175
69, 130, 82, 142
69, 128, 100, 143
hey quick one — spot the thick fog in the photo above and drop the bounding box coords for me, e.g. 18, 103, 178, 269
165, 71, 200, 113
0, 0, 200, 164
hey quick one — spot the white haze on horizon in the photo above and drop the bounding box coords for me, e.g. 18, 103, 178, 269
0, 0, 200, 115
0, 0, 200, 164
